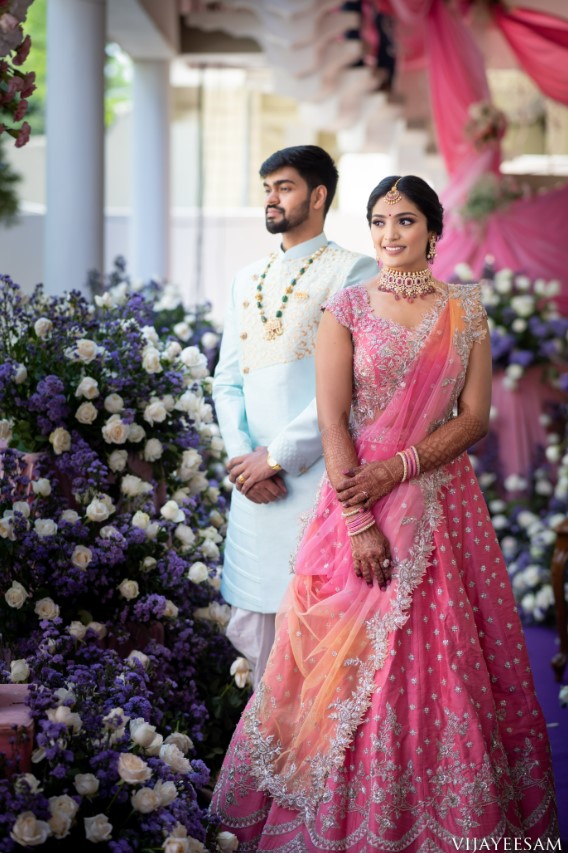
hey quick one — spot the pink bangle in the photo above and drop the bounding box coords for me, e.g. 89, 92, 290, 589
345, 509, 375, 537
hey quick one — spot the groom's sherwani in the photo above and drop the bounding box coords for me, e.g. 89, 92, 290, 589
213, 232, 376, 613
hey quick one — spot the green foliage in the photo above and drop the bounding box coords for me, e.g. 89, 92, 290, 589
0, 135, 20, 225
21, 0, 46, 134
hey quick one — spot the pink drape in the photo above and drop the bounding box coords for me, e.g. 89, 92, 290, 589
493, 6, 568, 106
433, 182, 568, 316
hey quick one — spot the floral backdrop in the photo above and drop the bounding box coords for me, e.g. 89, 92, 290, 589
0, 267, 249, 852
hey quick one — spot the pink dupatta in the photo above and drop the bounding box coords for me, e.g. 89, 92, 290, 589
242, 289, 483, 815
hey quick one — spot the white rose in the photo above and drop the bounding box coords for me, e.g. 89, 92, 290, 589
180, 346, 208, 376
102, 414, 130, 445
121, 475, 153, 498
35, 597, 60, 620
32, 478, 51, 497
127, 650, 149, 669
165, 341, 182, 359
173, 321, 191, 341
546, 445, 561, 464
494, 278, 512, 295
10, 659, 30, 683
201, 331, 219, 350
118, 753, 153, 784
491, 514, 508, 530
12, 501, 30, 519
85, 498, 111, 523
34, 317, 53, 338
84, 815, 113, 843
74, 773, 100, 796
129, 718, 158, 748
188, 472, 209, 495
172, 488, 189, 505
505, 363, 523, 381
5, 581, 29, 609
0, 515, 15, 540
510, 295, 535, 318
209, 436, 225, 458
175, 524, 196, 548
108, 449, 128, 472
175, 390, 199, 416
14, 363, 28, 384
161, 500, 185, 523
141, 346, 162, 374
131, 787, 160, 813
100, 525, 121, 540
118, 579, 139, 600
103, 707, 129, 730
48, 813, 71, 840
103, 393, 124, 413
143, 438, 163, 461
504, 474, 528, 492
146, 523, 160, 541
154, 779, 178, 806
60, 509, 79, 523
143, 399, 168, 426
0, 418, 13, 443
132, 510, 150, 529
86, 621, 107, 639
489, 500, 506, 514
34, 518, 58, 537
68, 621, 87, 641
164, 732, 193, 754
75, 339, 100, 363
128, 423, 146, 443
20, 774, 43, 793
75, 376, 99, 399
163, 599, 179, 620
10, 812, 51, 847
511, 318, 527, 334
75, 401, 98, 424
230, 656, 252, 689
46, 705, 82, 732
142, 325, 159, 345
217, 831, 239, 852
188, 561, 208, 584
201, 539, 220, 560
71, 545, 92, 570
159, 743, 191, 774
514, 274, 531, 291
209, 510, 225, 529
49, 427, 71, 455
141, 556, 157, 572
95, 292, 113, 308
48, 795, 79, 819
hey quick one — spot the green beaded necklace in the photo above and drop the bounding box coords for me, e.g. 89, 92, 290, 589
256, 245, 327, 341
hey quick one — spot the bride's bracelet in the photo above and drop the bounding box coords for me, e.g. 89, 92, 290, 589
396, 446, 421, 482
344, 508, 376, 537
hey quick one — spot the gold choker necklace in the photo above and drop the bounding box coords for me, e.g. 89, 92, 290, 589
377, 266, 435, 303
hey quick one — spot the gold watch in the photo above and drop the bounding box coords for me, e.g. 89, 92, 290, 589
266, 451, 282, 472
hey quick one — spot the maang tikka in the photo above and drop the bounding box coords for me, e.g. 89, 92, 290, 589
384, 178, 403, 205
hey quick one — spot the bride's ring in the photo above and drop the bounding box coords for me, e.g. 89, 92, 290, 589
237, 474, 246, 485
361, 490, 369, 501
382, 559, 390, 568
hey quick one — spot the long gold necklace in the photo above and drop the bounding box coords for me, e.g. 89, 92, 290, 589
256, 245, 327, 340
376, 265, 436, 303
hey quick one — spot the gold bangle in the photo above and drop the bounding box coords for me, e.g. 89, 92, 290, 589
342, 507, 362, 518
396, 450, 408, 483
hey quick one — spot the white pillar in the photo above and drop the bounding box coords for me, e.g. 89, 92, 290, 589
131, 60, 171, 282
45, 0, 106, 295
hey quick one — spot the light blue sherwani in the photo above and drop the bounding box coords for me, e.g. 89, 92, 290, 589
213, 233, 376, 613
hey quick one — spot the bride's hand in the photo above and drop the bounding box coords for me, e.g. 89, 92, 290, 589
337, 456, 404, 509
350, 524, 392, 589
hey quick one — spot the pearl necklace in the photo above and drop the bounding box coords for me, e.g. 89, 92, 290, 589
256, 245, 327, 340
376, 265, 436, 303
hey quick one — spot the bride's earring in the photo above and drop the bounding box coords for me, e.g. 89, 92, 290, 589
426, 235, 437, 262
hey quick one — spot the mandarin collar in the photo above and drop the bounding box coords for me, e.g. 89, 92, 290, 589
277, 232, 328, 262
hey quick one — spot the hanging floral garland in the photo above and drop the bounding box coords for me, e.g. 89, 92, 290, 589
0, 0, 35, 147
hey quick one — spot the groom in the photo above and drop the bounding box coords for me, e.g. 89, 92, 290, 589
213, 145, 376, 686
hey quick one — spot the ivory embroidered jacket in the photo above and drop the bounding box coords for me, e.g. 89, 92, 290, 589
213, 232, 376, 612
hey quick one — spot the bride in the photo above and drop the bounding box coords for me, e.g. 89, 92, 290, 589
209, 175, 558, 852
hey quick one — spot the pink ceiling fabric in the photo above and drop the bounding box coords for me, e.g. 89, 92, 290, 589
492, 5, 568, 106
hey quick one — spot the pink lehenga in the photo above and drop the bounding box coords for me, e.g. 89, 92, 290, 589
210, 284, 558, 852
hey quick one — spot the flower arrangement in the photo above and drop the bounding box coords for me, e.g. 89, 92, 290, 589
0, 274, 247, 850
453, 260, 568, 389
0, 0, 35, 147
459, 173, 526, 222
464, 100, 507, 150
471, 405, 568, 626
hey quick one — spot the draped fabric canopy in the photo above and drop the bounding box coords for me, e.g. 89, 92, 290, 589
371, 0, 568, 311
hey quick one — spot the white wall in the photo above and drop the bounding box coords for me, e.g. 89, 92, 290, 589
0, 207, 374, 323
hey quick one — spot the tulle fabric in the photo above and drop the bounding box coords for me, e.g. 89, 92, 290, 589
210, 288, 558, 850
